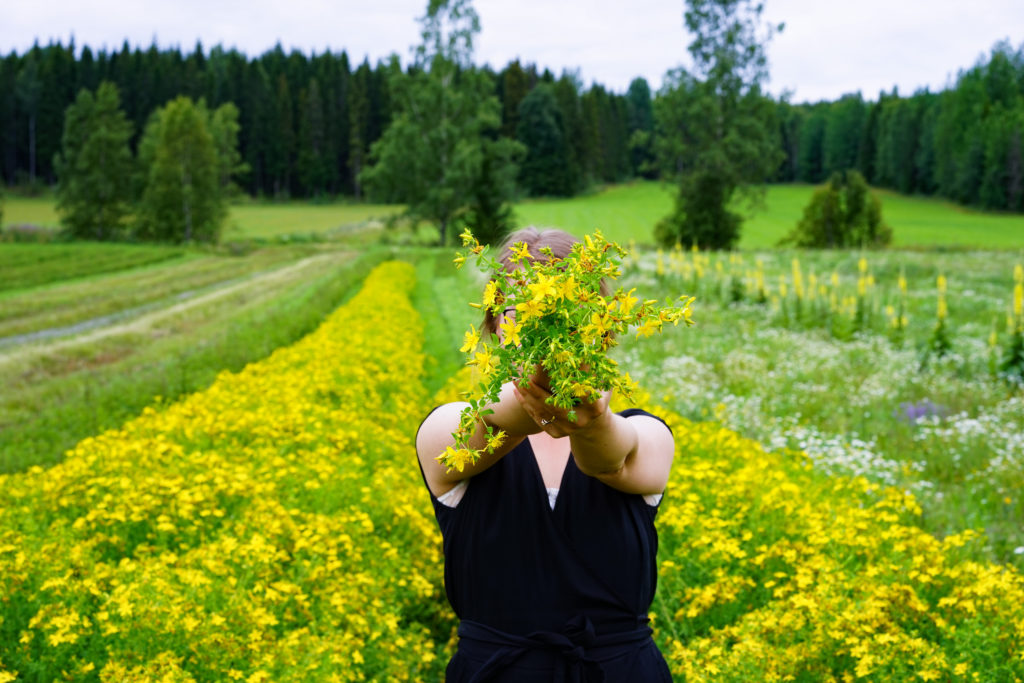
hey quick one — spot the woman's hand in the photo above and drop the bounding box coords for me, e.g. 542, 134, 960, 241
512, 365, 611, 438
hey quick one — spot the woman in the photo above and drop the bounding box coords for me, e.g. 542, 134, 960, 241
416, 227, 675, 682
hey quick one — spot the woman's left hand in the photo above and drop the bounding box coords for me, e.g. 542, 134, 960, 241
512, 366, 610, 438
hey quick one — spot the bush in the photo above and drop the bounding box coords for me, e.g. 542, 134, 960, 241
781, 170, 892, 248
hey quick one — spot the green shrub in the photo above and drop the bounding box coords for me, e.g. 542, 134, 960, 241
781, 170, 892, 248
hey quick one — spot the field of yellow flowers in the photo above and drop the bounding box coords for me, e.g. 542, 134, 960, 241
2, 260, 1023, 681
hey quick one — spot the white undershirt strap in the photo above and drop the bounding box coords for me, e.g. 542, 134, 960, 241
436, 479, 662, 509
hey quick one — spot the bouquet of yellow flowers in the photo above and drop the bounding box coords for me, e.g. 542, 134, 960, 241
438, 229, 695, 472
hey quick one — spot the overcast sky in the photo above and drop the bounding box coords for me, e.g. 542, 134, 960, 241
3, 0, 1021, 103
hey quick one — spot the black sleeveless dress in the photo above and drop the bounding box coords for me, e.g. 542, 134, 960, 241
419, 408, 673, 682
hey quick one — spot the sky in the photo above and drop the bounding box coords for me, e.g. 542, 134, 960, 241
3, 0, 1022, 103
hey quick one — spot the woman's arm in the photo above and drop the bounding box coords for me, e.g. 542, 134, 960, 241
416, 382, 540, 498
513, 376, 675, 496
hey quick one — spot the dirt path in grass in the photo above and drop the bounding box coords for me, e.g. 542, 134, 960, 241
0, 252, 342, 369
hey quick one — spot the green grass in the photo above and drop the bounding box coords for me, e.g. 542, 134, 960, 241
6, 183, 1022, 249
224, 200, 402, 240
0, 244, 330, 339
0, 242, 187, 292
0, 246, 388, 472
0, 195, 60, 229
406, 247, 485, 395
513, 182, 674, 246
513, 182, 1024, 250
0, 194, 403, 242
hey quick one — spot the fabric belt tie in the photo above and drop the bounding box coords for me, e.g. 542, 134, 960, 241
458, 616, 653, 682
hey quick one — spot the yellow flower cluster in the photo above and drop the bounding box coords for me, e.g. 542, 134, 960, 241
0, 262, 452, 681
614, 389, 1024, 682
447, 230, 694, 470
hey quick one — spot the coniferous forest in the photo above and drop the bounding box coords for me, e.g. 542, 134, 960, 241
1, 38, 1022, 211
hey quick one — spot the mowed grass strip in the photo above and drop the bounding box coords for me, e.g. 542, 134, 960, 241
0, 247, 387, 472
0, 244, 335, 340
0, 242, 187, 292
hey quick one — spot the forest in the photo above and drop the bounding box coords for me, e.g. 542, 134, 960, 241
0, 37, 1022, 211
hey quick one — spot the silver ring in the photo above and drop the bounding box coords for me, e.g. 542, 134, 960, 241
540, 417, 555, 426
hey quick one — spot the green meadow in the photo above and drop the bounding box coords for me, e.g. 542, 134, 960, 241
6, 182, 1024, 247
513, 182, 1024, 249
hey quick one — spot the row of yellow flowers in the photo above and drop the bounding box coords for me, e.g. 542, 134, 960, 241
645, 403, 1024, 681
2, 259, 1022, 681
0, 261, 450, 681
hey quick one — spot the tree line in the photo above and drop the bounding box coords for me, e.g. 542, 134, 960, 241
1, 24, 1021, 239
776, 39, 1024, 213
0, 38, 648, 204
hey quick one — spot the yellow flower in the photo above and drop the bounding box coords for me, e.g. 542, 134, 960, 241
485, 430, 506, 452
482, 281, 501, 309
460, 327, 480, 353
516, 299, 544, 323
616, 288, 639, 315
528, 273, 556, 303
498, 318, 522, 347
556, 275, 579, 302
437, 446, 475, 472
635, 317, 662, 338
510, 242, 531, 262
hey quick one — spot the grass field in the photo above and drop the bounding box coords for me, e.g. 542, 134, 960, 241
6, 183, 1023, 248
222, 200, 402, 241
0, 195, 401, 242
515, 182, 1024, 249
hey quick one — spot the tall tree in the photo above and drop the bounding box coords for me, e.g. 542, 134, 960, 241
625, 77, 657, 178
136, 96, 225, 243
15, 48, 42, 187
551, 72, 586, 193
348, 60, 372, 199
822, 93, 866, 177
360, 0, 521, 245
772, 98, 802, 181
54, 82, 134, 240
209, 101, 248, 197
654, 0, 783, 248
795, 106, 826, 182
516, 83, 573, 196
297, 77, 329, 196
500, 59, 530, 139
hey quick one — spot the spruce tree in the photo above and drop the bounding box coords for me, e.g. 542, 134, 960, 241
54, 81, 134, 240
516, 84, 572, 196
